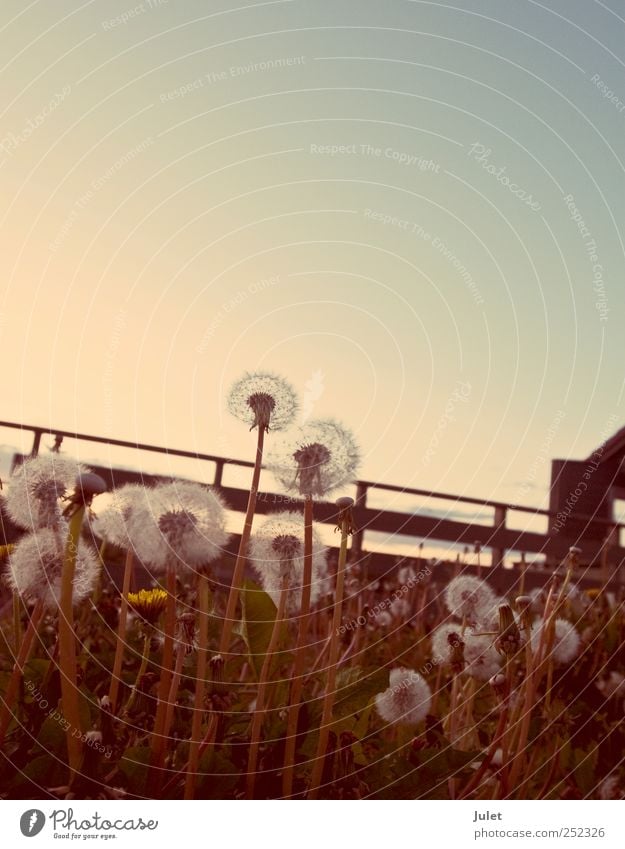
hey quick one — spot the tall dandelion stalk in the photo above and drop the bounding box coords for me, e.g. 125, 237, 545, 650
124, 481, 229, 791
0, 466, 102, 754
219, 372, 297, 658
245, 514, 327, 798
58, 473, 106, 782
308, 496, 354, 798
267, 419, 359, 796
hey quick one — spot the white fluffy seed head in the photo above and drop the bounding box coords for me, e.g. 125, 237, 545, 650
4, 454, 89, 531
444, 575, 496, 623
431, 622, 502, 680
227, 371, 298, 432
91, 484, 150, 549
375, 668, 432, 726
6, 526, 100, 609
531, 617, 581, 664
267, 418, 360, 498
248, 511, 328, 614
126, 481, 230, 571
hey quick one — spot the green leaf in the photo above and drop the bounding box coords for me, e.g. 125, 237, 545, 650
119, 745, 152, 793
240, 579, 278, 679
333, 667, 389, 719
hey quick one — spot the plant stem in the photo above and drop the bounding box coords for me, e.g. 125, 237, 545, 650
108, 549, 134, 711
0, 598, 45, 746
59, 506, 86, 783
185, 574, 210, 800
162, 641, 186, 750
149, 562, 177, 792
282, 495, 314, 797
12, 591, 22, 656
121, 629, 151, 718
308, 503, 351, 799
247, 576, 288, 799
219, 426, 265, 659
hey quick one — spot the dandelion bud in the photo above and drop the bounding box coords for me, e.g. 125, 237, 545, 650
63, 473, 107, 517
176, 612, 196, 653
515, 595, 533, 631
495, 603, 521, 657
335, 495, 355, 534
208, 654, 226, 694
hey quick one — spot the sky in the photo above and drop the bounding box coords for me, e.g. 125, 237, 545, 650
1, 0, 624, 542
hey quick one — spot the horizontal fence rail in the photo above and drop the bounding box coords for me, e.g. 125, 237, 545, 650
1, 419, 624, 587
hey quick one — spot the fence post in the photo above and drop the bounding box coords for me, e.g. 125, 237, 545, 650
213, 460, 225, 488
351, 482, 368, 560
491, 505, 507, 568
30, 429, 42, 457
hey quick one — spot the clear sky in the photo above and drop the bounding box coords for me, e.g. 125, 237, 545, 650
1, 0, 624, 520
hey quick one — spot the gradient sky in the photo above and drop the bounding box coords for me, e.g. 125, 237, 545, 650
1, 0, 624, 525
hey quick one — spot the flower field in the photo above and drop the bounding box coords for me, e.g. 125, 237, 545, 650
1, 373, 624, 800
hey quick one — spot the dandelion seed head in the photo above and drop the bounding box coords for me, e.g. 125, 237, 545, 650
127, 481, 229, 571
248, 511, 327, 613
267, 418, 360, 498
227, 371, 297, 432
5, 454, 89, 530
464, 633, 502, 680
444, 575, 496, 622
431, 623, 464, 665
91, 484, 149, 549
6, 526, 100, 608
531, 617, 581, 664
375, 668, 431, 726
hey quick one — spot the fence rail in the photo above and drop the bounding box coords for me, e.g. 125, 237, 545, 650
1, 419, 623, 582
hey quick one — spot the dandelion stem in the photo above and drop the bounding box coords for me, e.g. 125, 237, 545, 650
121, 629, 151, 718
282, 495, 314, 797
0, 597, 45, 746
12, 591, 22, 657
185, 574, 210, 800
59, 505, 87, 783
108, 549, 134, 712
149, 562, 177, 791
162, 641, 186, 750
247, 576, 288, 799
219, 425, 265, 658
308, 501, 351, 799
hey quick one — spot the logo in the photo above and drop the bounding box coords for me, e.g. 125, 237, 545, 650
20, 810, 45, 837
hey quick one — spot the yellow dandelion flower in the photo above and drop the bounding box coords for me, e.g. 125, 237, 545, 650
127, 588, 168, 625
